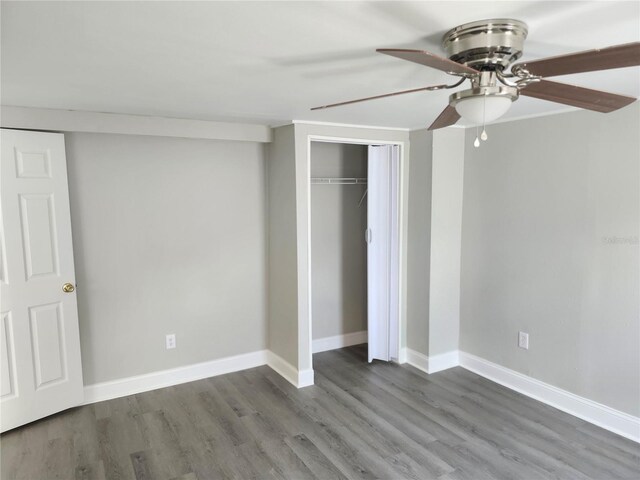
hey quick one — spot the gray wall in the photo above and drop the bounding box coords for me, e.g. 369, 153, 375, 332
406, 129, 432, 355
429, 129, 465, 356
65, 132, 268, 385
310, 142, 367, 340
460, 104, 640, 416
266, 125, 299, 366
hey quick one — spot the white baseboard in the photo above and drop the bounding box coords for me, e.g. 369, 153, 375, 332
84, 349, 269, 404
298, 368, 315, 388
427, 350, 460, 373
406, 348, 459, 374
312, 330, 367, 353
83, 345, 638, 442
406, 348, 430, 373
266, 351, 298, 387
84, 348, 317, 404
397, 347, 408, 364
266, 351, 314, 388
459, 351, 640, 443
404, 348, 639, 442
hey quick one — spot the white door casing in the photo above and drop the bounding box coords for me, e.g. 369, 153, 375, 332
367, 145, 400, 362
1, 129, 83, 432
388, 150, 400, 361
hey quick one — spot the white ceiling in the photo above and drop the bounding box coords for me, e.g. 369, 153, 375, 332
2, 1, 639, 129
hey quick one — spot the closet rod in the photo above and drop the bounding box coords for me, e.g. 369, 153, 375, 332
310, 177, 367, 185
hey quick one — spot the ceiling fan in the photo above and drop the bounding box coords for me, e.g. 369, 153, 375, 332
311, 19, 640, 141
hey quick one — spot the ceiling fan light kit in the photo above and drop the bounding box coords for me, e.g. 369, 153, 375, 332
454, 91, 515, 123
311, 18, 640, 146
449, 71, 519, 124
444, 20, 525, 134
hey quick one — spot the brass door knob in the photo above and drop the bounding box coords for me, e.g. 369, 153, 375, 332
62, 283, 75, 293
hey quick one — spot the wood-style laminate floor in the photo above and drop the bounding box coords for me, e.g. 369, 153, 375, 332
1, 345, 639, 480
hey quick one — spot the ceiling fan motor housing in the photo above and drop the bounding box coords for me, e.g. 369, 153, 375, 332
443, 19, 528, 71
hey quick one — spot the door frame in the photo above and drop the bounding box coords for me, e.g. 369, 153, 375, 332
303, 132, 408, 377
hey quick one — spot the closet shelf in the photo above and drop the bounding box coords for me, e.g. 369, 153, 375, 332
310, 177, 367, 185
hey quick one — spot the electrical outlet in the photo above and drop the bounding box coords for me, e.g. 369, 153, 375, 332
166, 334, 176, 349
518, 331, 529, 350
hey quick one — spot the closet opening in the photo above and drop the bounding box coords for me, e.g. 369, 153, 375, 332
309, 139, 401, 367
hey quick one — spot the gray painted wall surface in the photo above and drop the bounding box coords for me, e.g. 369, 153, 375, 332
310, 142, 367, 340
460, 104, 640, 416
65, 132, 268, 385
267, 125, 299, 366
406, 129, 432, 355
429, 129, 465, 356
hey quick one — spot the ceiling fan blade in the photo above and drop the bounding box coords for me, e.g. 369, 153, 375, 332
512, 42, 640, 77
310, 84, 450, 110
521, 79, 636, 113
377, 48, 477, 76
428, 105, 461, 130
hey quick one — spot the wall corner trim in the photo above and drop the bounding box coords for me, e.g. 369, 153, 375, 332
397, 347, 408, 364
297, 369, 315, 388
406, 348, 460, 374
312, 331, 367, 354
428, 350, 461, 373
459, 351, 640, 443
266, 351, 314, 389
406, 348, 430, 373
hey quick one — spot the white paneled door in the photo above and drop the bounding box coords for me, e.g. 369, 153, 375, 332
1, 129, 83, 432
367, 145, 400, 363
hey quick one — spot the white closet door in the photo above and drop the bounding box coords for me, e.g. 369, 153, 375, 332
1, 129, 84, 432
367, 145, 400, 362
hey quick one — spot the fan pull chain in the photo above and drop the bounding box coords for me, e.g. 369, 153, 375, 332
474, 126, 480, 148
